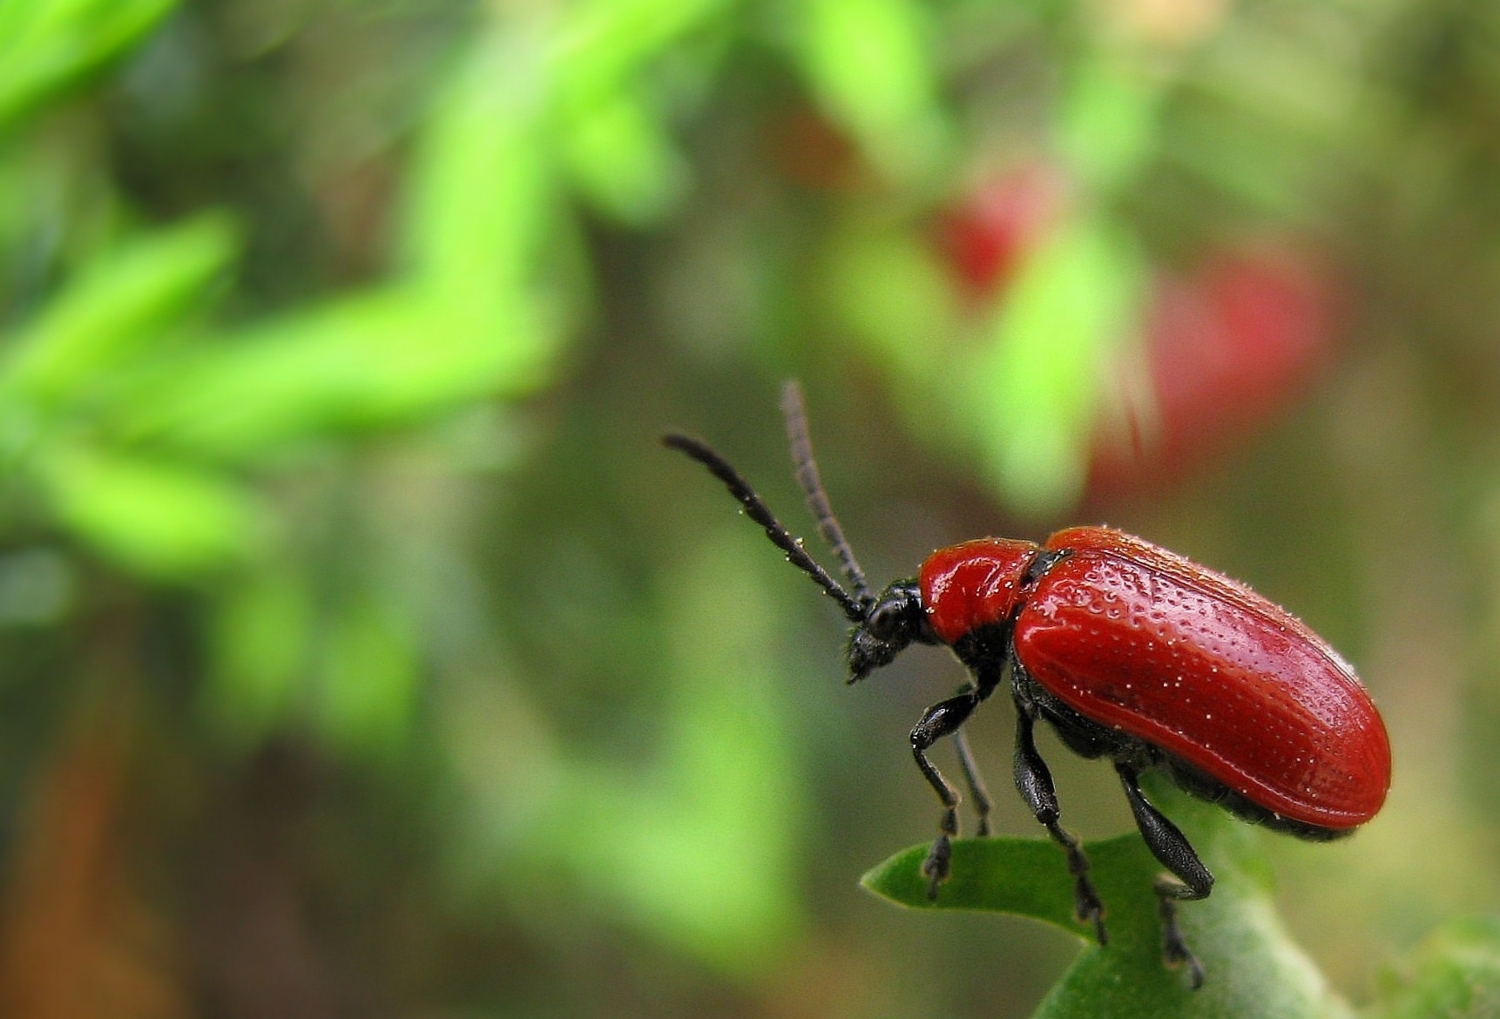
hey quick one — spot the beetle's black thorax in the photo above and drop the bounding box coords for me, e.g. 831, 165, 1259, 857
950, 622, 1013, 675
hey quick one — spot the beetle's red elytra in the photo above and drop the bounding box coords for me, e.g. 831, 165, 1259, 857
923, 531, 1390, 830
663, 383, 1391, 990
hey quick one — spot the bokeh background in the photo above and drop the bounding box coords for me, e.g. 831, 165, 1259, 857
1, 0, 1498, 1015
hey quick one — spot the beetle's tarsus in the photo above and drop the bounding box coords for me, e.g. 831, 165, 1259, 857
1075, 874, 1108, 945
1159, 893, 1206, 990
922, 833, 951, 900
1055, 826, 1107, 944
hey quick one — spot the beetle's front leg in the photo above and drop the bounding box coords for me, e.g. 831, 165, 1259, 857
909, 691, 982, 898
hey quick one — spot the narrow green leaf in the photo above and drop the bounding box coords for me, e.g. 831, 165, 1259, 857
825, 224, 962, 408
118, 286, 555, 461
956, 215, 1145, 516
861, 835, 1125, 936
863, 787, 1352, 1019
38, 444, 264, 579
2, 215, 237, 404
547, 0, 728, 223
551, 0, 727, 102
796, 0, 948, 179
561, 86, 688, 225
1058, 56, 1164, 195
497, 538, 805, 979
0, 0, 179, 130
315, 595, 420, 753
206, 564, 313, 742
398, 41, 550, 297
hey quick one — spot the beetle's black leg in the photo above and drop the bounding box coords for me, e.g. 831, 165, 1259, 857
951, 682, 994, 836
909, 690, 982, 898
908, 664, 1006, 898
1117, 763, 1214, 990
1010, 689, 1108, 944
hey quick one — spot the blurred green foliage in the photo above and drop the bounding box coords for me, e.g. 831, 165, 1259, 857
1371, 916, 1500, 1019
2, 0, 1500, 1016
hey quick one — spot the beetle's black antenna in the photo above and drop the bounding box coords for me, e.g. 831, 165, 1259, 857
781, 381, 874, 609
663, 433, 867, 624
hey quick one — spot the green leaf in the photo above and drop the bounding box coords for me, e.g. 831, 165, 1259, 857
1368, 916, 1500, 1019
206, 564, 313, 742
560, 85, 688, 225
796, 0, 949, 179
863, 786, 1352, 1019
1, 215, 237, 404
38, 444, 264, 579
549, 0, 730, 223
826, 224, 962, 401
0, 0, 179, 130
861, 835, 1106, 935
118, 286, 555, 461
479, 537, 806, 979
955, 214, 1145, 517
398, 41, 551, 298
551, 0, 727, 102
314, 595, 420, 754
1058, 56, 1164, 196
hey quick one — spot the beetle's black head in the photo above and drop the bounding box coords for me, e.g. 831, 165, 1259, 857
847, 580, 932, 683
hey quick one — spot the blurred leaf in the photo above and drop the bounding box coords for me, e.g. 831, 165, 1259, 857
825, 223, 966, 446
507, 538, 805, 979
958, 215, 1145, 516
1059, 56, 1163, 195
399, 39, 551, 298
865, 786, 1351, 1019
561, 85, 688, 225
555, 0, 735, 223
1156, 26, 1363, 225
1, 214, 236, 404
1368, 916, 1500, 1019
206, 564, 313, 742
0, 0, 178, 130
37, 444, 263, 579
828, 224, 957, 375
552, 0, 728, 102
1163, 113, 1319, 224
548, 0, 729, 225
315, 594, 420, 753
795, 0, 948, 179
118, 286, 555, 461
828, 210, 1144, 517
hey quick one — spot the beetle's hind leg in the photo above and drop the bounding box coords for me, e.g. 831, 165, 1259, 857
1117, 763, 1215, 990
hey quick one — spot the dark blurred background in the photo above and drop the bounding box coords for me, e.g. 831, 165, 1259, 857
0, 0, 1497, 1015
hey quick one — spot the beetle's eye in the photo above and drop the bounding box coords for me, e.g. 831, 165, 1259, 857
866, 601, 903, 638
866, 586, 922, 640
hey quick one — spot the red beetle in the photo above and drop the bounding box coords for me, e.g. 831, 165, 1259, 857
663, 384, 1391, 988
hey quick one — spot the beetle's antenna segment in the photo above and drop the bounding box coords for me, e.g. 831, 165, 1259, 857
780, 381, 875, 609
663, 433, 867, 624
